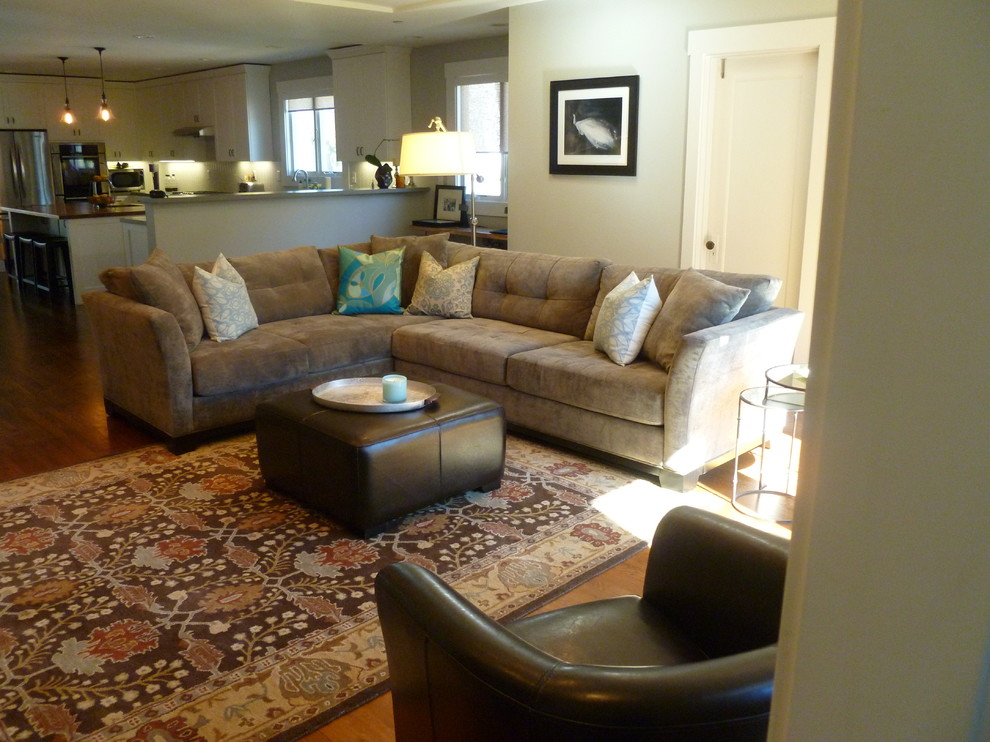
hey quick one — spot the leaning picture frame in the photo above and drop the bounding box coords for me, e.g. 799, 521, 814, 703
434, 185, 466, 222
549, 75, 640, 176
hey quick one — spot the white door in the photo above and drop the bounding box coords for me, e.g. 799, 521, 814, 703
705, 51, 818, 310
681, 19, 835, 363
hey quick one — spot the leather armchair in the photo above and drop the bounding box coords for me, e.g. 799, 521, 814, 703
375, 506, 789, 742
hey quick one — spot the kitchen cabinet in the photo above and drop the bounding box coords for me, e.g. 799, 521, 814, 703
328, 46, 410, 163
212, 67, 273, 162
137, 81, 208, 161
177, 77, 215, 128
101, 85, 141, 160
0, 79, 48, 129
122, 219, 150, 265
47, 80, 105, 141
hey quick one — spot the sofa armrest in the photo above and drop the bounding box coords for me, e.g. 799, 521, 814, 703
661, 307, 803, 482
82, 290, 195, 437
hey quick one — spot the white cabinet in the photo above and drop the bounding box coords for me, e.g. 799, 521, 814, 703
0, 80, 48, 129
135, 82, 205, 161
212, 67, 273, 162
122, 219, 150, 265
133, 66, 270, 163
178, 77, 215, 128
47, 80, 105, 142
328, 46, 410, 163
101, 85, 141, 161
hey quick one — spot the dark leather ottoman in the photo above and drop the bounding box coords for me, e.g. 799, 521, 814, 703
256, 383, 505, 537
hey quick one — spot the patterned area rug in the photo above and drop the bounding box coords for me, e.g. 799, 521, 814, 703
0, 435, 647, 741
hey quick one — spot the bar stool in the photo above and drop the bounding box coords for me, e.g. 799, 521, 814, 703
2, 232, 13, 277
32, 235, 73, 302
16, 234, 40, 291
3, 231, 43, 289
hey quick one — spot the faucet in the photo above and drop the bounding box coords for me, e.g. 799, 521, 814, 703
292, 169, 310, 187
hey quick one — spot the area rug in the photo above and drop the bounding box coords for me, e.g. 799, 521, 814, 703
0, 434, 647, 741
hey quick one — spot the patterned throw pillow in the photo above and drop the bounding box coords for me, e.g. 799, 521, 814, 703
406, 252, 479, 318
593, 271, 662, 366
192, 254, 259, 342
336, 246, 404, 315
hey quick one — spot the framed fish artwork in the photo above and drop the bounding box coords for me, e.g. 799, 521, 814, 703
549, 75, 639, 176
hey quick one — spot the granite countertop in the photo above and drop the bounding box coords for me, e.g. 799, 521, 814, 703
0, 201, 147, 220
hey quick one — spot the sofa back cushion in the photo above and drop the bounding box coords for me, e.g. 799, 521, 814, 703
447, 244, 607, 338
371, 233, 450, 306
227, 245, 334, 324
585, 264, 783, 340
127, 248, 205, 351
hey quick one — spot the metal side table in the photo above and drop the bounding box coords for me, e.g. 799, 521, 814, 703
732, 364, 808, 523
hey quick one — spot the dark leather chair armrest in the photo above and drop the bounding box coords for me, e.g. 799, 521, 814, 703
377, 561, 777, 741
642, 506, 790, 656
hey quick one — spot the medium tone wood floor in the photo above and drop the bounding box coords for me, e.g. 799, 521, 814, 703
0, 277, 744, 741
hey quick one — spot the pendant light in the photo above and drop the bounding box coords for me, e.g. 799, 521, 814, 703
95, 47, 111, 122
57, 56, 74, 124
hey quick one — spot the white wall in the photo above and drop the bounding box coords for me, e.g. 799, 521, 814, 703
771, 0, 990, 738
508, 0, 835, 266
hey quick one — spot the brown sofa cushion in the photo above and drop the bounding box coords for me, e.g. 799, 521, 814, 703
507, 341, 667, 425
98, 266, 141, 302
228, 245, 334, 324
392, 317, 576, 385
643, 269, 751, 371
586, 265, 782, 341
447, 245, 607, 338
189, 327, 309, 396
258, 314, 395, 372
371, 233, 450, 306
128, 248, 205, 351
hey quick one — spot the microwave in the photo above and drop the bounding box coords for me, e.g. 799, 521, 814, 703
108, 168, 145, 192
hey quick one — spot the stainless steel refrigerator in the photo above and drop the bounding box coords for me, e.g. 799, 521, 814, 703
1, 129, 54, 207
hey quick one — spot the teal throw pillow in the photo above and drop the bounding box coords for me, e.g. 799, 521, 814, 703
336, 246, 405, 315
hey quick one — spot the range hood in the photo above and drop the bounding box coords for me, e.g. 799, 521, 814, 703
172, 125, 216, 137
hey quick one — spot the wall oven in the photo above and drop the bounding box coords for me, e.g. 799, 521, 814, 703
50, 142, 108, 200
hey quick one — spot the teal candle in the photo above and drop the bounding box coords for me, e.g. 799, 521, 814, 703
382, 374, 407, 403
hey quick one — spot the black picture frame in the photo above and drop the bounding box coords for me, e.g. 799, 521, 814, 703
549, 75, 639, 176
434, 185, 466, 222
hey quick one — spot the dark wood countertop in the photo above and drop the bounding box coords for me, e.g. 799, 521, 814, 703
0, 201, 146, 220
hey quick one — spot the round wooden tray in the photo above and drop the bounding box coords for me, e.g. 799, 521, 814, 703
312, 377, 439, 413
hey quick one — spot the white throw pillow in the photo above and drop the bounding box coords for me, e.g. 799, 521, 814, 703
593, 271, 662, 366
192, 254, 258, 342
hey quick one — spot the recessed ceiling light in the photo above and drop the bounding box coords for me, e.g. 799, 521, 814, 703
134, 34, 155, 40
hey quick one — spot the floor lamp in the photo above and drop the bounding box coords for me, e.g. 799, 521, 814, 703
400, 117, 479, 245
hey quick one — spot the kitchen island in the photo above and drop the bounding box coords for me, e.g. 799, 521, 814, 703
3, 186, 432, 304
1, 201, 148, 304
143, 187, 432, 263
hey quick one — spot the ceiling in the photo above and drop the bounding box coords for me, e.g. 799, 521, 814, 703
0, 0, 534, 82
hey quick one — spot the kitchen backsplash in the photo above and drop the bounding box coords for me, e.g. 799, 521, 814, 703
111, 160, 279, 195
155, 161, 279, 193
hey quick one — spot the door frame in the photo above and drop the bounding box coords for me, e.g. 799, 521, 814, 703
680, 17, 835, 358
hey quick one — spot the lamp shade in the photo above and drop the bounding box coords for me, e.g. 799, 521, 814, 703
399, 131, 476, 176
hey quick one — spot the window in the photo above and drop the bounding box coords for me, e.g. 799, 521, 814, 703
285, 95, 341, 174
277, 77, 342, 177
446, 58, 508, 210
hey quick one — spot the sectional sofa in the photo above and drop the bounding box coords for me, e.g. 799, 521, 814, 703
83, 233, 802, 490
